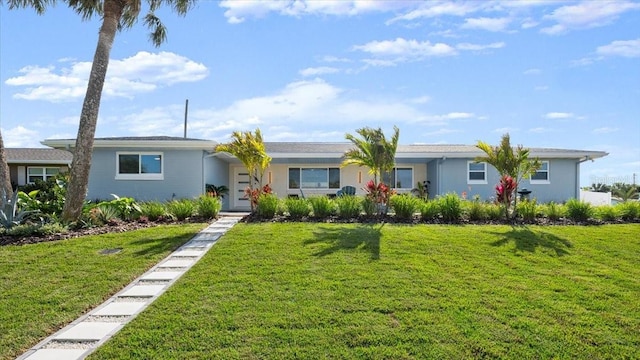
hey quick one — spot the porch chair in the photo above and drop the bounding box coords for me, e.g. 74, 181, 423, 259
336, 185, 356, 197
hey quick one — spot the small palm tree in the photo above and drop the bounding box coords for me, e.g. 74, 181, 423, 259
342, 126, 400, 185
215, 129, 271, 211
476, 133, 541, 220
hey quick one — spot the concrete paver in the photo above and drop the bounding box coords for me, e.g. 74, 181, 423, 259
24, 349, 86, 360
55, 322, 121, 341
94, 302, 146, 316
119, 284, 165, 297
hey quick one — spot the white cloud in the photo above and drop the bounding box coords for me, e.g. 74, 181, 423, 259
299, 67, 340, 77
534, 85, 549, 91
592, 127, 619, 134
596, 38, 640, 58
2, 126, 41, 147
493, 127, 518, 134
528, 127, 556, 133
423, 128, 462, 136
408, 95, 431, 104
544, 112, 574, 119
541, 1, 640, 35
456, 42, 505, 51
220, 0, 413, 23
354, 38, 457, 58
5, 51, 208, 102
523, 68, 541, 75
387, 2, 481, 24
461, 17, 511, 32
321, 55, 351, 63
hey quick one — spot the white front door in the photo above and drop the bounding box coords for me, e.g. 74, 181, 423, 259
232, 167, 251, 210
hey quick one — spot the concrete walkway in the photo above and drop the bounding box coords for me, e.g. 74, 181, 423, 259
17, 213, 246, 360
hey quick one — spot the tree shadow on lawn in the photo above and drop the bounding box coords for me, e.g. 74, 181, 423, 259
128, 235, 191, 257
305, 223, 384, 260
487, 226, 573, 256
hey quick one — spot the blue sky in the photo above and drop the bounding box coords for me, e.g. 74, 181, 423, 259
1, 0, 639, 187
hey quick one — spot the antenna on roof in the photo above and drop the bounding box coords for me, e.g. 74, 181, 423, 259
183, 99, 189, 138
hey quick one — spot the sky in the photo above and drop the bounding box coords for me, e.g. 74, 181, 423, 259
1, 0, 639, 187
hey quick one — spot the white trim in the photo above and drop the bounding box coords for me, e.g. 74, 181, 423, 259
26, 166, 60, 184
467, 161, 488, 185
115, 152, 164, 181
383, 167, 414, 189
530, 161, 550, 184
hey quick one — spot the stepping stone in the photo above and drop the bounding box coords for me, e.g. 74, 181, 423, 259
141, 271, 182, 281
55, 322, 120, 341
24, 349, 86, 360
158, 259, 194, 268
172, 250, 204, 257
94, 302, 146, 316
120, 285, 165, 297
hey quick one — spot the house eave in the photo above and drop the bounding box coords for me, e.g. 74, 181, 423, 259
42, 139, 217, 150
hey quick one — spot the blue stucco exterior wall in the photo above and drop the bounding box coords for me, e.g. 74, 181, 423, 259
87, 148, 207, 202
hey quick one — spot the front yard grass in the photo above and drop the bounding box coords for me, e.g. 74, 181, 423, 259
0, 223, 207, 360
90, 223, 639, 359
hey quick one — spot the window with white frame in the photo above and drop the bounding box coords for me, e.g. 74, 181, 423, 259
530, 161, 550, 184
468, 162, 487, 184
27, 167, 60, 184
382, 167, 413, 189
116, 152, 163, 180
288, 167, 340, 189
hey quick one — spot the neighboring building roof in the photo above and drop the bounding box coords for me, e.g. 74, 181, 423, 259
42, 136, 217, 150
263, 142, 608, 160
5, 148, 73, 165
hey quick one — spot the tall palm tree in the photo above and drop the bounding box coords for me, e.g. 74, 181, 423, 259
475, 133, 541, 220
0, 130, 13, 197
342, 126, 400, 185
6, 0, 196, 222
215, 129, 271, 211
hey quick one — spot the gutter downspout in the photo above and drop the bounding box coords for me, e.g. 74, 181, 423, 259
577, 155, 592, 200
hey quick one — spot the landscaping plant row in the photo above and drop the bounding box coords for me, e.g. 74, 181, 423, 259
252, 192, 640, 224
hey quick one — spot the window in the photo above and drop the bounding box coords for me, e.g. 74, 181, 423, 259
288, 168, 340, 189
116, 152, 163, 180
383, 167, 413, 189
27, 167, 60, 184
468, 162, 487, 184
530, 161, 549, 184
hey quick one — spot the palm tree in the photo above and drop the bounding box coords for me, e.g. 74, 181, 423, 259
6, 0, 196, 222
0, 130, 13, 196
215, 129, 271, 211
476, 133, 541, 220
342, 126, 400, 185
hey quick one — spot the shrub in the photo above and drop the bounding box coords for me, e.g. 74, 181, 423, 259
361, 197, 377, 217
17, 173, 67, 216
335, 195, 361, 219
256, 193, 279, 219
390, 194, 419, 221
167, 199, 195, 221
615, 201, 640, 221
565, 198, 593, 222
285, 197, 311, 219
140, 201, 167, 221
93, 203, 121, 224
595, 205, 619, 222
485, 203, 503, 221
517, 198, 539, 222
419, 200, 439, 221
105, 195, 141, 221
465, 196, 486, 221
6, 224, 40, 237
196, 195, 222, 219
308, 196, 334, 219
437, 193, 463, 223
1, 190, 35, 229
543, 202, 565, 221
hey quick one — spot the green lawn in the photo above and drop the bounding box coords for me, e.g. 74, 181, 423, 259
89, 223, 640, 359
0, 223, 207, 360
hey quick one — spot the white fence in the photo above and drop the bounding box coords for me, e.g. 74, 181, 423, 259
580, 190, 611, 206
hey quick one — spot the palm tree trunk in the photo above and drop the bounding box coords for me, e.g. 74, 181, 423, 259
62, 0, 124, 222
0, 130, 14, 196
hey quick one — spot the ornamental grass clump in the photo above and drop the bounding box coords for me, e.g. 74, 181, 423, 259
285, 197, 311, 219
140, 201, 167, 221
335, 195, 361, 219
543, 201, 565, 221
389, 194, 419, 221
437, 192, 463, 223
308, 196, 334, 219
595, 205, 619, 222
615, 201, 640, 221
465, 196, 487, 221
167, 199, 195, 221
565, 198, 593, 222
361, 197, 377, 217
516, 198, 539, 222
419, 200, 439, 221
256, 193, 278, 219
485, 203, 503, 221
196, 195, 222, 219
